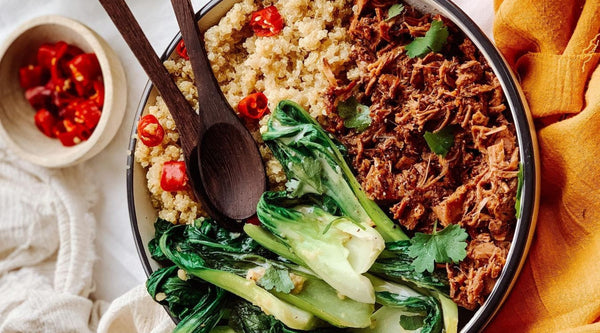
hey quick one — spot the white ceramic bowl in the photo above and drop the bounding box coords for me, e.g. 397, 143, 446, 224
127, 1, 540, 331
0, 15, 127, 167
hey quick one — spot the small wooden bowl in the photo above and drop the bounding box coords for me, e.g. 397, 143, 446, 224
0, 15, 127, 167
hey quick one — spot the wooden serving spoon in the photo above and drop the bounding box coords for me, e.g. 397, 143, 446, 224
99, 0, 266, 229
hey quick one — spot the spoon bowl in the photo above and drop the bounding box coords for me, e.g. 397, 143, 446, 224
199, 123, 266, 220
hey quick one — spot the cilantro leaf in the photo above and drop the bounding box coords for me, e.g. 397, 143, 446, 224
406, 20, 449, 58
257, 265, 295, 294
424, 125, 456, 157
515, 163, 523, 218
337, 97, 372, 132
387, 4, 405, 21
408, 223, 468, 273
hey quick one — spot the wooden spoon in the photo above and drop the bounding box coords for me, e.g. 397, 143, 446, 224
99, 0, 266, 229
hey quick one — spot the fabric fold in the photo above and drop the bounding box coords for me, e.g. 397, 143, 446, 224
96, 284, 174, 333
0, 144, 100, 332
515, 53, 599, 118
489, 0, 600, 331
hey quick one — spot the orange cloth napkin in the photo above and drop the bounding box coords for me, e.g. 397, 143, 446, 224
488, 0, 600, 332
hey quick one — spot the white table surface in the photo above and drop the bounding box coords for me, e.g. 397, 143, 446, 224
0, 0, 494, 303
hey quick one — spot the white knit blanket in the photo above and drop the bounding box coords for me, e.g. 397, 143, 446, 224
0, 143, 172, 332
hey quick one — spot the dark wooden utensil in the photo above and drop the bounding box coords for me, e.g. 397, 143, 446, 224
99, 0, 266, 229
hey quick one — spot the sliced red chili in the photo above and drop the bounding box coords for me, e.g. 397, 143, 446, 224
19, 65, 48, 89
72, 100, 102, 130
176, 40, 189, 60
25, 86, 53, 110
73, 79, 92, 97
246, 215, 261, 226
64, 44, 84, 60
23, 41, 101, 147
68, 53, 101, 83
137, 114, 164, 147
53, 89, 79, 109
38, 42, 82, 66
250, 6, 284, 37
237, 92, 269, 119
89, 80, 105, 107
37, 43, 58, 69
57, 119, 90, 146
160, 161, 188, 192
49, 63, 73, 94
57, 127, 79, 146
34, 109, 58, 138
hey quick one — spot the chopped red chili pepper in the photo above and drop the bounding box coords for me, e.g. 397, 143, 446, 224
68, 53, 101, 83
176, 40, 189, 60
246, 215, 261, 226
237, 92, 269, 119
37, 43, 58, 69
57, 122, 90, 146
37, 42, 83, 72
53, 90, 79, 110
137, 114, 165, 147
71, 100, 102, 130
25, 86, 53, 110
34, 109, 58, 138
19, 65, 48, 90
73, 80, 92, 97
160, 161, 188, 192
89, 80, 105, 107
21, 41, 103, 147
250, 6, 284, 37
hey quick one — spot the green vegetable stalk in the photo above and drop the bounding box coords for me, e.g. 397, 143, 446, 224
146, 265, 226, 333
229, 300, 348, 333
354, 275, 445, 333
262, 100, 407, 242
155, 219, 373, 329
257, 191, 385, 304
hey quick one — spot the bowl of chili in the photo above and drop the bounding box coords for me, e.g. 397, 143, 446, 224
0, 15, 127, 167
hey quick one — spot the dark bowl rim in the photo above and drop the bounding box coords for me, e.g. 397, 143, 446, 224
126, 0, 540, 332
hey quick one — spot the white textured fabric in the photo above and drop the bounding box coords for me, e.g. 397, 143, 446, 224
0, 142, 101, 332
0, 141, 173, 332
97, 285, 174, 333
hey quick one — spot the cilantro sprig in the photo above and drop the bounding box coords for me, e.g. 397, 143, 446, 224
386, 4, 405, 21
337, 97, 372, 132
408, 223, 468, 273
406, 20, 449, 58
257, 265, 295, 293
424, 125, 456, 157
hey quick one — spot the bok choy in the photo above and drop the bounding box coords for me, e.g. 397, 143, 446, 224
152, 218, 373, 329
257, 191, 384, 304
262, 100, 407, 242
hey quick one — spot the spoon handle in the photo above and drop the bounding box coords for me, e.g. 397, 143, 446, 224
171, 0, 237, 126
98, 0, 201, 156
